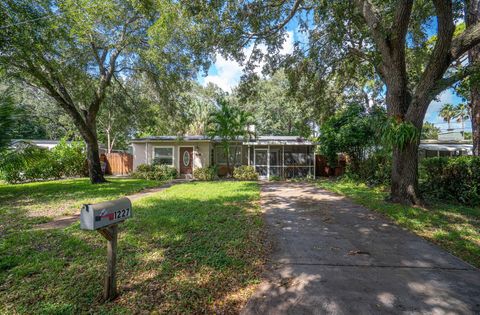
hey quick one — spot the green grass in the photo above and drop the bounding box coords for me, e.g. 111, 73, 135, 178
0, 181, 265, 314
0, 178, 161, 235
318, 178, 480, 268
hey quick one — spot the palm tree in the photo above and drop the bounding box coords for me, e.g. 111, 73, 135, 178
454, 103, 470, 134
439, 103, 456, 130
206, 98, 252, 176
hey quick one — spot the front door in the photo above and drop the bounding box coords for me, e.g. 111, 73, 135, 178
179, 147, 193, 175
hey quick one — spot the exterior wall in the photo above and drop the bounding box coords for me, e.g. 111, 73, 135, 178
132, 143, 147, 170
132, 141, 211, 173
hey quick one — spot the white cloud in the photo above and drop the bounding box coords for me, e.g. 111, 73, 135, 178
202, 31, 294, 92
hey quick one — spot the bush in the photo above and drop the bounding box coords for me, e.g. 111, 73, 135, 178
51, 139, 85, 177
193, 166, 217, 181
132, 164, 177, 181
420, 156, 480, 205
233, 166, 258, 181
0, 145, 62, 183
352, 150, 392, 186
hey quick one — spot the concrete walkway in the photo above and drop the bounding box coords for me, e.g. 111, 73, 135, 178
242, 182, 480, 315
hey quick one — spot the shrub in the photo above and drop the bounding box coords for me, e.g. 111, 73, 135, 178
51, 139, 85, 177
0, 145, 62, 183
353, 150, 392, 186
132, 164, 177, 181
193, 166, 217, 181
420, 156, 480, 205
233, 166, 258, 181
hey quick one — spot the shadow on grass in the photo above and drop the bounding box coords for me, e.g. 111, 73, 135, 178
0, 181, 265, 314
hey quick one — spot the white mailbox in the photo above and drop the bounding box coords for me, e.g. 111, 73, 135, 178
80, 197, 132, 230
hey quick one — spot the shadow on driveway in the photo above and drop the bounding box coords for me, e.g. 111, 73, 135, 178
242, 182, 480, 314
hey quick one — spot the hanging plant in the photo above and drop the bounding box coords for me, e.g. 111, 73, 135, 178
382, 118, 419, 150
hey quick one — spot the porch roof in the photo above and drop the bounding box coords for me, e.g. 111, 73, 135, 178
243, 136, 317, 146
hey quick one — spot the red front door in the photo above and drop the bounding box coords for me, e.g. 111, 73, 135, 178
179, 147, 193, 175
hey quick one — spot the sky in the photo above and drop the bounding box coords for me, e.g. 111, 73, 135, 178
197, 16, 472, 133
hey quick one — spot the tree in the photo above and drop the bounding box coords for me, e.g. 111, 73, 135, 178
318, 103, 386, 173
455, 103, 471, 133
440, 103, 457, 130
234, 70, 316, 137
421, 122, 441, 139
0, 89, 15, 151
466, 0, 480, 154
1, 0, 215, 183
203, 0, 480, 205
206, 98, 252, 176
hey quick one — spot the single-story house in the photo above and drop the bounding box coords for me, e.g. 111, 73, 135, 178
419, 132, 473, 158
419, 140, 473, 158
130, 135, 317, 179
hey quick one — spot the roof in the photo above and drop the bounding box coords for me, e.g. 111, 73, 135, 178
244, 136, 317, 145
130, 135, 317, 145
419, 143, 473, 153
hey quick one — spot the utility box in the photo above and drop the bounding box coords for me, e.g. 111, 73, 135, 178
80, 197, 132, 230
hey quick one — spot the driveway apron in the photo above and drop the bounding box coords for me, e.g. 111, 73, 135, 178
242, 182, 480, 315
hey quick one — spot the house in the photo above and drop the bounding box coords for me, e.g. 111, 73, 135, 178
419, 131, 473, 158
130, 135, 317, 179
10, 139, 107, 152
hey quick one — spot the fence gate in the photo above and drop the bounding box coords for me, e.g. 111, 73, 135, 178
105, 152, 133, 175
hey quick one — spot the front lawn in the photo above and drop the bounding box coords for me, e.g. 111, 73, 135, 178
318, 179, 480, 268
0, 181, 265, 314
0, 178, 161, 235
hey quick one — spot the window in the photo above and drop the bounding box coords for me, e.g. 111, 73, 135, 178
153, 146, 174, 166
215, 146, 242, 165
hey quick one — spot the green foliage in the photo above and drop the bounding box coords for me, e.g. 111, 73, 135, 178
421, 122, 440, 140
207, 98, 252, 173
0, 89, 15, 151
439, 103, 457, 129
233, 166, 258, 181
51, 139, 86, 177
236, 70, 316, 137
132, 164, 177, 181
193, 166, 217, 181
0, 146, 60, 183
421, 156, 480, 206
0, 140, 86, 184
318, 104, 387, 168
348, 150, 392, 186
382, 119, 420, 150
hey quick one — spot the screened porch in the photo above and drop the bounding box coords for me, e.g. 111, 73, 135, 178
245, 143, 316, 179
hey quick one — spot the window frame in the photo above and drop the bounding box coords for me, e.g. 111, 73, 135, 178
152, 145, 175, 167
215, 145, 243, 166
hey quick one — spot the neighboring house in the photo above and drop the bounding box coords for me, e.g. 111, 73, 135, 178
130, 135, 317, 179
419, 131, 473, 158
10, 139, 69, 150
10, 139, 107, 153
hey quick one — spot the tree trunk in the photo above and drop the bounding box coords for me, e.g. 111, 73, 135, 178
86, 137, 106, 183
389, 139, 422, 205
467, 0, 480, 155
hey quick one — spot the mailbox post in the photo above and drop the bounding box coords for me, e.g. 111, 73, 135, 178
80, 197, 132, 301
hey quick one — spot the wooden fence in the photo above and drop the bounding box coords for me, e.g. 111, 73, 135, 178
104, 152, 133, 175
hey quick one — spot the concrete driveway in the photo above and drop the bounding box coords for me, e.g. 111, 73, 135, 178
242, 182, 480, 315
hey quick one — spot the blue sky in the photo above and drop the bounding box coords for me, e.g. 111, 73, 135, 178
198, 18, 471, 132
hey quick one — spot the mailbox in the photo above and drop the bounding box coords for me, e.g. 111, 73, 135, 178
80, 197, 132, 230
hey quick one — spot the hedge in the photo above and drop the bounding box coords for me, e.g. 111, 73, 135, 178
193, 166, 217, 181
0, 139, 85, 184
420, 156, 480, 206
132, 164, 177, 181
233, 166, 258, 181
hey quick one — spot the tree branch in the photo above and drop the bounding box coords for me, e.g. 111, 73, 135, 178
451, 21, 480, 60
352, 0, 390, 57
